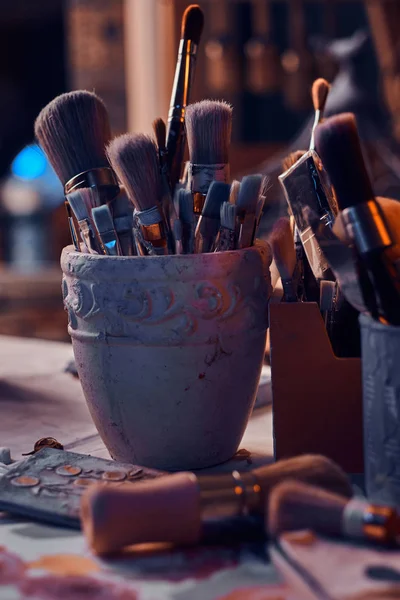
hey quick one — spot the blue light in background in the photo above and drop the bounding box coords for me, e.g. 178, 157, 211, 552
11, 145, 47, 180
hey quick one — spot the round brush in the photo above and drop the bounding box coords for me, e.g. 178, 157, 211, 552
81, 454, 352, 555
106, 134, 168, 256
34, 90, 119, 201
185, 100, 232, 219
269, 217, 297, 302
267, 480, 400, 547
310, 78, 331, 151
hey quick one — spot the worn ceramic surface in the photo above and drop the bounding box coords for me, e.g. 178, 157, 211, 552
61, 243, 272, 470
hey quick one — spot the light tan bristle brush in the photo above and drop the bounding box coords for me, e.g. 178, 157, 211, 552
81, 454, 352, 555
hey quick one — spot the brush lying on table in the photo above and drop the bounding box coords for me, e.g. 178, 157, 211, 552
268, 480, 400, 547
80, 454, 352, 555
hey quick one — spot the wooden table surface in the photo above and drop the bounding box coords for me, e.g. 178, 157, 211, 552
0, 335, 297, 599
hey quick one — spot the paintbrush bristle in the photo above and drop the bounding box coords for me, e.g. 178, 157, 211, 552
229, 180, 240, 205
34, 90, 111, 185
220, 202, 236, 231
312, 78, 330, 113
267, 480, 347, 538
315, 113, 374, 210
269, 217, 296, 280
236, 174, 262, 216
152, 117, 167, 152
67, 188, 95, 222
202, 181, 230, 219
181, 4, 204, 44
281, 150, 307, 173
185, 100, 232, 164
106, 134, 162, 212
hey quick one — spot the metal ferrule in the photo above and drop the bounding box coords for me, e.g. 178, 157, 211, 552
341, 201, 393, 255
78, 219, 96, 254
189, 163, 230, 195
197, 470, 263, 522
342, 498, 398, 543
64, 167, 120, 200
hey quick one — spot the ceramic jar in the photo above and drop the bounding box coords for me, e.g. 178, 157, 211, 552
61, 241, 272, 470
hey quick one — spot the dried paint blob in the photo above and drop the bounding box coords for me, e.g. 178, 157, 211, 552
73, 478, 98, 488
101, 471, 127, 482
281, 530, 316, 546
56, 465, 82, 477
19, 574, 138, 599
28, 554, 99, 576
11, 476, 40, 487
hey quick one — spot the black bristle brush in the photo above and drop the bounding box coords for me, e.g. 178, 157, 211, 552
107, 134, 168, 256
195, 181, 231, 253
166, 4, 204, 191
185, 100, 232, 221
315, 113, 400, 325
35, 90, 119, 249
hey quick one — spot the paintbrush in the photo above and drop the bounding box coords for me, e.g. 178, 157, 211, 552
310, 78, 331, 151
268, 480, 400, 547
315, 113, 400, 325
178, 188, 195, 254
92, 205, 121, 256
166, 5, 204, 191
229, 180, 240, 205
236, 174, 262, 249
81, 454, 352, 555
34, 91, 119, 249
110, 191, 135, 256
107, 134, 168, 256
281, 150, 307, 173
185, 100, 232, 221
66, 188, 99, 254
214, 202, 237, 252
153, 117, 176, 253
251, 175, 270, 245
195, 181, 230, 253
269, 217, 298, 302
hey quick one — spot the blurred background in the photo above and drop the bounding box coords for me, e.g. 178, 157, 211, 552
0, 0, 399, 341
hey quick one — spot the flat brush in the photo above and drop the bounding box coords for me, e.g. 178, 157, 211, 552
229, 180, 240, 205
214, 202, 236, 252
251, 175, 270, 245
107, 134, 168, 256
166, 5, 204, 191
268, 480, 400, 547
185, 100, 232, 220
236, 174, 262, 249
315, 113, 400, 325
195, 181, 230, 253
81, 454, 352, 555
66, 188, 99, 254
92, 205, 121, 256
178, 188, 195, 254
269, 217, 298, 302
153, 117, 175, 253
110, 191, 135, 256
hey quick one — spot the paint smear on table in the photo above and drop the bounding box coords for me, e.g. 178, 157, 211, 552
217, 584, 294, 599
28, 554, 99, 576
19, 574, 138, 599
0, 545, 26, 584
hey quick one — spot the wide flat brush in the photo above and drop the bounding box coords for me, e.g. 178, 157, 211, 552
66, 188, 99, 254
81, 454, 352, 555
185, 100, 232, 221
269, 217, 298, 302
107, 134, 168, 256
195, 181, 230, 253
166, 5, 204, 191
236, 174, 262, 249
268, 480, 400, 547
92, 205, 121, 256
315, 113, 400, 325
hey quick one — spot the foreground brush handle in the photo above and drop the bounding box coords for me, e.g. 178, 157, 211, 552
81, 454, 353, 555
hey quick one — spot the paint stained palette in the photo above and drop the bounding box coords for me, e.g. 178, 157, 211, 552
0, 448, 163, 529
